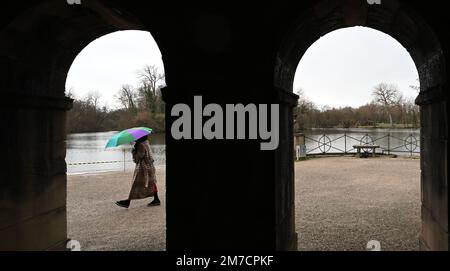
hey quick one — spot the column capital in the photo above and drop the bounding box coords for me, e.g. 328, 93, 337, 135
416, 84, 449, 106
274, 88, 299, 107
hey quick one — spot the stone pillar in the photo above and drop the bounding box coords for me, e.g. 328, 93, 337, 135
275, 88, 299, 250
162, 87, 269, 250
294, 134, 305, 147
294, 133, 306, 160
162, 85, 298, 250
416, 84, 449, 251
0, 93, 72, 250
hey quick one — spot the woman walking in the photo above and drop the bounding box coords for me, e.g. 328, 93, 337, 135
115, 136, 161, 208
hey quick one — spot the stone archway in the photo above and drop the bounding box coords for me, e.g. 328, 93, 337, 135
0, 0, 171, 250
274, 0, 448, 251
0, 0, 447, 251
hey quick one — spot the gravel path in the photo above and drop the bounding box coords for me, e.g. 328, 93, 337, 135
295, 156, 421, 251
67, 167, 166, 251
68, 156, 420, 251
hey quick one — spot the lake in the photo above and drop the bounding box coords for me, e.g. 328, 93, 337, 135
301, 128, 420, 156
66, 128, 420, 174
66, 132, 166, 175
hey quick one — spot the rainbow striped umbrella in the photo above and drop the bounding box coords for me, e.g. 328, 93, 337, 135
105, 127, 153, 148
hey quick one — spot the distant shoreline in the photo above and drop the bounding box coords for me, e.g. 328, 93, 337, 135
299, 125, 420, 131
67, 130, 166, 136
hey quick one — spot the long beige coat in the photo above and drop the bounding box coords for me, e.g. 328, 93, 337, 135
128, 141, 157, 200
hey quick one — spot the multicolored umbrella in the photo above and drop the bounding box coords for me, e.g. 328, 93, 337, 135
105, 127, 153, 148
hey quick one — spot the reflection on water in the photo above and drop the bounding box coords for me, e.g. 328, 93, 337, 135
66, 132, 166, 175
303, 128, 420, 155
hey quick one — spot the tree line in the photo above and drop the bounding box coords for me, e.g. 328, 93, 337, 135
294, 82, 420, 132
66, 65, 166, 134
67, 74, 420, 135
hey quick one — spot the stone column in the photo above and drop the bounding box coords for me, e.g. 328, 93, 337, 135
416, 84, 449, 251
274, 88, 299, 250
162, 85, 299, 250
0, 93, 73, 250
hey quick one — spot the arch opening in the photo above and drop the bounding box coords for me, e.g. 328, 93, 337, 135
65, 30, 167, 251
0, 1, 170, 251
274, 0, 447, 251
293, 26, 421, 251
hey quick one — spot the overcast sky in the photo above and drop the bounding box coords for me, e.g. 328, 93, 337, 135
66, 30, 164, 109
294, 26, 419, 108
66, 27, 419, 109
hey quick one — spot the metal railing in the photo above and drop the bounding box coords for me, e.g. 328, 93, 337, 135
67, 149, 132, 172
66, 146, 166, 174
300, 133, 420, 157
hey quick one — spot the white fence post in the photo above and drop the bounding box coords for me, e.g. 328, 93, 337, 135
123, 149, 126, 172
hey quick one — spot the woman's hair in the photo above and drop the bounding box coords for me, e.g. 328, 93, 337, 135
135, 135, 148, 144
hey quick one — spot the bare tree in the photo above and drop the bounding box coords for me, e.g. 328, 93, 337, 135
409, 78, 420, 94
66, 87, 76, 99
294, 88, 319, 131
85, 91, 108, 131
116, 84, 137, 113
372, 83, 400, 127
295, 88, 304, 99
295, 88, 308, 107
137, 65, 165, 112
86, 91, 102, 109
138, 65, 165, 96
404, 96, 420, 127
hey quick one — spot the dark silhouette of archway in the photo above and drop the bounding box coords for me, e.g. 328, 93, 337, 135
0, 0, 448, 251
290, 26, 422, 251
274, 0, 447, 251
0, 0, 172, 250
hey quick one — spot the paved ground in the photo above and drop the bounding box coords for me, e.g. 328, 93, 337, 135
67, 156, 420, 251
67, 167, 166, 251
296, 156, 421, 251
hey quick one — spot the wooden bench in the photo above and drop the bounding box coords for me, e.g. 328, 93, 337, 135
353, 145, 380, 158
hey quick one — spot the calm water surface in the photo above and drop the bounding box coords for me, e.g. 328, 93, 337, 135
302, 128, 420, 155
66, 128, 420, 174
66, 132, 166, 174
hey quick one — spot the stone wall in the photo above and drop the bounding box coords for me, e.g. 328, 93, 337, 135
0, 95, 72, 250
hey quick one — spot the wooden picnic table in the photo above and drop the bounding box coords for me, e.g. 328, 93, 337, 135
353, 145, 380, 157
